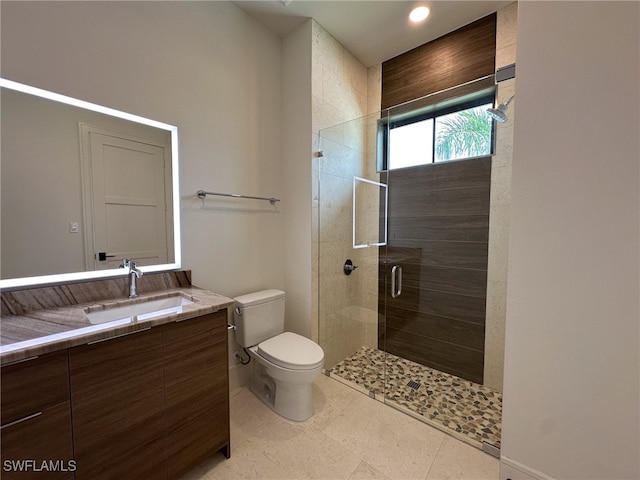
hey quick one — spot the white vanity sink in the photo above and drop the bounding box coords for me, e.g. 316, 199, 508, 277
85, 294, 195, 324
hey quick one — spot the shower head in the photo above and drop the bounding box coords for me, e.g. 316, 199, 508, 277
487, 95, 515, 123
486, 107, 508, 122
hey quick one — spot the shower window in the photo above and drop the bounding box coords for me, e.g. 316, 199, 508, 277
388, 119, 434, 170
382, 92, 495, 170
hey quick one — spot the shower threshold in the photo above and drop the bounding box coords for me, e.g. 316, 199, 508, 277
327, 346, 502, 453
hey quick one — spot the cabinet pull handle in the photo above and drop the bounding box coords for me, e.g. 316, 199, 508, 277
1, 411, 42, 430
1, 355, 39, 367
87, 327, 151, 345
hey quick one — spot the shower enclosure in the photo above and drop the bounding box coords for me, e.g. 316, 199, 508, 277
316, 93, 503, 452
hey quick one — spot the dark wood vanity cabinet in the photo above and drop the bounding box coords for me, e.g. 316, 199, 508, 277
0, 350, 75, 480
1, 309, 230, 480
69, 327, 167, 480
163, 311, 230, 479
68, 309, 230, 480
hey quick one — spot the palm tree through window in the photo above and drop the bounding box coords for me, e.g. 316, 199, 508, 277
383, 93, 495, 171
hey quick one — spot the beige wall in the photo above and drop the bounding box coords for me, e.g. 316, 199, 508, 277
282, 20, 313, 340
280, 17, 383, 368
1, 1, 284, 390
316, 112, 383, 368
484, 1, 518, 392
310, 21, 380, 366
1, 1, 284, 296
502, 2, 639, 478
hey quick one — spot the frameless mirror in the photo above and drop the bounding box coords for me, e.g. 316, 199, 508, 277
0, 78, 181, 289
353, 176, 387, 249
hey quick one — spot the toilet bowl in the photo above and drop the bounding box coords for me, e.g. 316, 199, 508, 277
233, 290, 324, 421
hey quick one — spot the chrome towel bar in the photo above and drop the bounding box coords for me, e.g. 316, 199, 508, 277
197, 190, 280, 205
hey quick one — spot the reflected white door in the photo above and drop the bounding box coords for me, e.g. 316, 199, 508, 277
86, 131, 169, 270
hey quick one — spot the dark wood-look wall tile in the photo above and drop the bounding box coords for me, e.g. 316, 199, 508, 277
389, 285, 487, 325
386, 306, 485, 351
388, 241, 488, 270
377, 11, 495, 385
401, 265, 488, 298
381, 157, 491, 384
388, 186, 490, 217
381, 14, 496, 110
389, 215, 489, 242
386, 327, 484, 384
389, 157, 492, 192
383, 246, 423, 265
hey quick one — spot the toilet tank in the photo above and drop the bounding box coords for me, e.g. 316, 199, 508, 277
234, 289, 285, 348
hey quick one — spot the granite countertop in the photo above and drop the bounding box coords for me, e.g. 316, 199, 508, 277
0, 287, 234, 365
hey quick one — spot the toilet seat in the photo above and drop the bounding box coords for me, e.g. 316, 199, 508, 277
257, 332, 324, 371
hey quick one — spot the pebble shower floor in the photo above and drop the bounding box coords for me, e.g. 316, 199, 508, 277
328, 346, 502, 451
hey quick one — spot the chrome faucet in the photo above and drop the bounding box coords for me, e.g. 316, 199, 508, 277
121, 259, 143, 298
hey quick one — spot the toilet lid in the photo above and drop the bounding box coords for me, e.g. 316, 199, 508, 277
257, 332, 324, 371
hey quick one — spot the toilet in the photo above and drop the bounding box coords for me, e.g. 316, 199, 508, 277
233, 289, 324, 421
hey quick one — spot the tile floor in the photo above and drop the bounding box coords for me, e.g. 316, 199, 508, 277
328, 347, 502, 450
180, 374, 499, 480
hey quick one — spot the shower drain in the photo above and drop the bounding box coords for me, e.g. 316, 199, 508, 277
407, 380, 421, 390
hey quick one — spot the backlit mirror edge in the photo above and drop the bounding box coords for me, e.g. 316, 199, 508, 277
0, 78, 182, 291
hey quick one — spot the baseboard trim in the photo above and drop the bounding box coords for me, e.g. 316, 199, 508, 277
500, 456, 557, 480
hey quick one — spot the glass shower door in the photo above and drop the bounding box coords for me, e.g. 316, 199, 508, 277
317, 94, 502, 452
317, 110, 390, 398
380, 99, 495, 438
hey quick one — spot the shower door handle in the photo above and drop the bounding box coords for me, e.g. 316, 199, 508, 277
391, 265, 402, 298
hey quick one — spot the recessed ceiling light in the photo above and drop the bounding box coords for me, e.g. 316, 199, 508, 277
409, 6, 430, 23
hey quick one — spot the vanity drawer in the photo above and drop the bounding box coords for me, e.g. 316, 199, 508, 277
0, 401, 74, 480
1, 350, 70, 425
